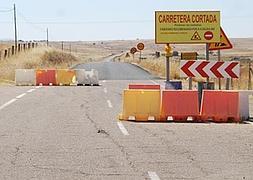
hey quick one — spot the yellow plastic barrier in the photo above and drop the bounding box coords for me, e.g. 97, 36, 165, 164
56, 69, 76, 85
119, 90, 161, 121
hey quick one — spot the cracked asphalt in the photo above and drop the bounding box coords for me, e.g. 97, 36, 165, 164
0, 60, 253, 179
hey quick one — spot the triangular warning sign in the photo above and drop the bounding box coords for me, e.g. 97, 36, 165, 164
209, 28, 233, 50
191, 31, 201, 40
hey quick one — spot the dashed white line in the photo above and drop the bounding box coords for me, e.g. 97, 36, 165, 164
107, 100, 113, 108
27, 89, 36, 93
16, 93, 26, 99
148, 171, 160, 180
0, 98, 17, 110
117, 122, 129, 136
104, 88, 108, 93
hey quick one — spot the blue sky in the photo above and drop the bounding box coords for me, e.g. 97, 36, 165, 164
0, 0, 252, 41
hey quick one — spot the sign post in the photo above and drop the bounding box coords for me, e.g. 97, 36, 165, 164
209, 28, 233, 89
165, 44, 173, 82
130, 47, 137, 61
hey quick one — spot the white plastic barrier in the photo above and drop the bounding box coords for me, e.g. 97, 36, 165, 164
74, 69, 99, 85
15, 69, 36, 86
237, 91, 253, 120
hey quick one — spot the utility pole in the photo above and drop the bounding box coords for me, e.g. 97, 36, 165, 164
61, 41, 64, 51
46, 28, 49, 47
13, 4, 18, 53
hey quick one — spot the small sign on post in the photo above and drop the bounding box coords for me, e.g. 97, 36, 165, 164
181, 52, 198, 60
137, 43, 145, 60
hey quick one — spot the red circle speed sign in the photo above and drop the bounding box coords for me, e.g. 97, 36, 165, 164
130, 47, 137, 54
204, 31, 213, 40
137, 43, 145, 51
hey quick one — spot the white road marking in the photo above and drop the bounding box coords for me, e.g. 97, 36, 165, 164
107, 100, 113, 108
16, 93, 26, 99
149, 80, 165, 89
245, 121, 253, 125
148, 171, 160, 180
35, 86, 41, 89
0, 98, 17, 110
27, 89, 36, 93
102, 80, 106, 83
104, 88, 108, 93
117, 122, 129, 136
149, 80, 159, 85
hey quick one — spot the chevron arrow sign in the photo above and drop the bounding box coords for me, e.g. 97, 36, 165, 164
180, 60, 240, 78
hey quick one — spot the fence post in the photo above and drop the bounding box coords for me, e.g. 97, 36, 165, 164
23, 44, 26, 51
11, 46, 15, 55
28, 43, 31, 49
18, 44, 21, 52
32, 43, 34, 48
4, 49, 8, 58
8, 48, 10, 57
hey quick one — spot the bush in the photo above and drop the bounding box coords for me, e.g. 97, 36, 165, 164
41, 50, 77, 65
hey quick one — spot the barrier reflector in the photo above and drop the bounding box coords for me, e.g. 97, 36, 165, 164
85, 69, 99, 85
36, 69, 56, 86
119, 90, 161, 121
129, 84, 160, 90
161, 90, 199, 122
56, 69, 76, 85
15, 69, 36, 86
200, 90, 240, 122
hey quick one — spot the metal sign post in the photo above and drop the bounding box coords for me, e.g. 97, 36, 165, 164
206, 44, 210, 83
218, 49, 221, 90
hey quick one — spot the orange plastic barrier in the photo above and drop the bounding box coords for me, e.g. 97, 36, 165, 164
36, 69, 56, 86
200, 90, 240, 123
119, 90, 161, 121
56, 69, 76, 85
129, 84, 160, 90
161, 90, 199, 122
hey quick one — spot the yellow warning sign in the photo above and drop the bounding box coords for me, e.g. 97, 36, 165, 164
191, 31, 201, 40
155, 11, 220, 44
209, 28, 233, 50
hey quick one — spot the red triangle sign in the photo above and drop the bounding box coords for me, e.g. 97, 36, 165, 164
209, 28, 233, 50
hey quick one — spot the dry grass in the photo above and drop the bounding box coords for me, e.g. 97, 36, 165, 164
0, 47, 78, 82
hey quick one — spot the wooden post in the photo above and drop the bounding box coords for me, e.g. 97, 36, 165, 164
23, 44, 26, 51
32, 43, 34, 48
18, 44, 21, 52
8, 48, 11, 57
11, 46, 15, 55
249, 61, 252, 90
28, 43, 31, 49
4, 49, 8, 58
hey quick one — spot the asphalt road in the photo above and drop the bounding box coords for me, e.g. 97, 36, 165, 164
0, 59, 253, 180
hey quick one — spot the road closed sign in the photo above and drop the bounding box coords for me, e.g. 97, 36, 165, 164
155, 11, 220, 44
